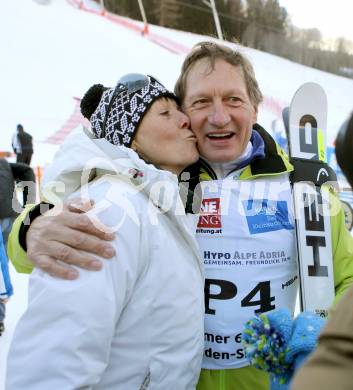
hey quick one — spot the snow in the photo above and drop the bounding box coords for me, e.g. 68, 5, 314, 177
0, 0, 352, 386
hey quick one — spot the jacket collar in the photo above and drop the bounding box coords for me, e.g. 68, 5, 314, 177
182, 124, 293, 183
243, 124, 293, 178
42, 128, 184, 214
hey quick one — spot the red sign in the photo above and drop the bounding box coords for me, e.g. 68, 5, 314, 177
198, 198, 221, 228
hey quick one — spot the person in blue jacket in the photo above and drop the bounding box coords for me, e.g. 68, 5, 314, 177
0, 229, 13, 335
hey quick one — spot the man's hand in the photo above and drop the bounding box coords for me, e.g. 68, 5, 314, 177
26, 199, 115, 280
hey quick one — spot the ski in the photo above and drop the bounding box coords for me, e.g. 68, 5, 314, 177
284, 82, 336, 317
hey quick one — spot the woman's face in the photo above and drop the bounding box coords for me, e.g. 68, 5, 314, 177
133, 98, 199, 175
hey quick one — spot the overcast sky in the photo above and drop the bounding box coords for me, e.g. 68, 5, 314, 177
279, 0, 353, 42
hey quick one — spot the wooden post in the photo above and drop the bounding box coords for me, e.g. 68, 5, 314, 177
137, 0, 149, 35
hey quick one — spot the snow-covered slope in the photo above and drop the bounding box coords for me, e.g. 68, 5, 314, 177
1, 1, 353, 386
2, 0, 353, 166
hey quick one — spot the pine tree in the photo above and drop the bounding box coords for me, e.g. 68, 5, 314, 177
153, 0, 181, 29
218, 0, 246, 42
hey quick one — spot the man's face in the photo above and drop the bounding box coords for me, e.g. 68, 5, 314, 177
182, 58, 258, 163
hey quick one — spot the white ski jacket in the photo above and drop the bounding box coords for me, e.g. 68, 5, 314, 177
6, 130, 204, 390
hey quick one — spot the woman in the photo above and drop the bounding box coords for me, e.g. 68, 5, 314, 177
6, 74, 204, 389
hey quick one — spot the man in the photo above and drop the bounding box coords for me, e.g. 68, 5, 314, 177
8, 42, 353, 390
12, 124, 33, 165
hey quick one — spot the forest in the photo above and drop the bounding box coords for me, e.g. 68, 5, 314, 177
98, 0, 353, 79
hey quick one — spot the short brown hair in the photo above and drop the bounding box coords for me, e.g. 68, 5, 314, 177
174, 41, 263, 109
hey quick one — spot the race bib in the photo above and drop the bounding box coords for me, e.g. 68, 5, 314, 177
197, 176, 298, 369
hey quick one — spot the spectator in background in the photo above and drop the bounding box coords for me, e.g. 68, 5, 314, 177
0, 158, 35, 334
12, 124, 33, 165
0, 229, 13, 336
0, 159, 36, 232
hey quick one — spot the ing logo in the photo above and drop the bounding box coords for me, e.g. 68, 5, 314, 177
198, 198, 221, 228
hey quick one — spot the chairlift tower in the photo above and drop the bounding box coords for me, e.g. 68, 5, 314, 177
202, 0, 223, 40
